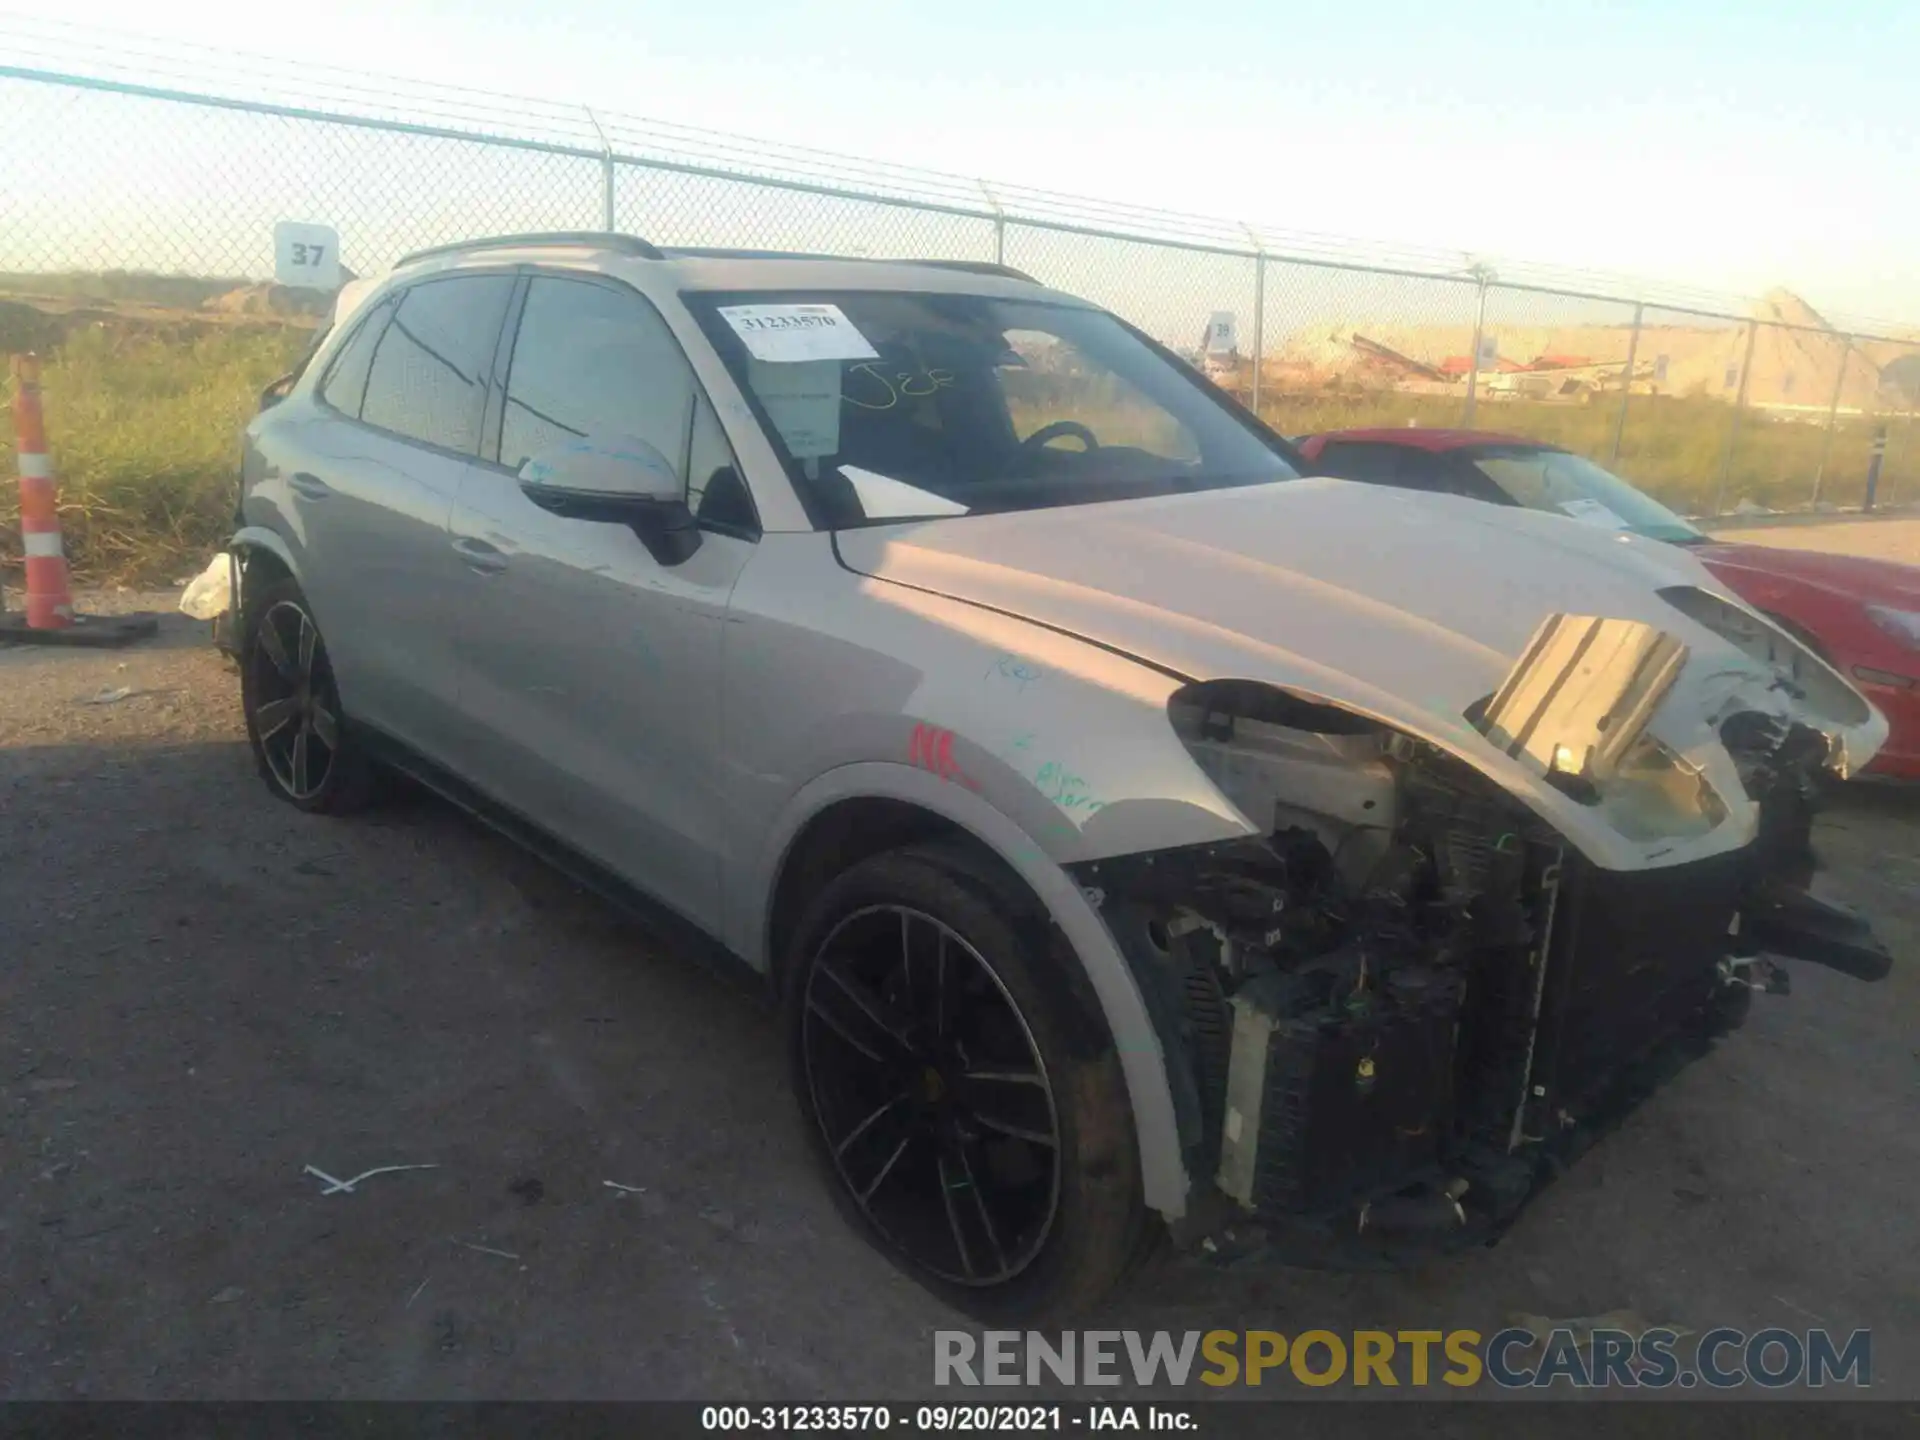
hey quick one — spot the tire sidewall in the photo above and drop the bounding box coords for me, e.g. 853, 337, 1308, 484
782, 842, 1146, 1321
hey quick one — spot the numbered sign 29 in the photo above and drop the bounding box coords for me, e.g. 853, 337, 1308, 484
274, 221, 341, 291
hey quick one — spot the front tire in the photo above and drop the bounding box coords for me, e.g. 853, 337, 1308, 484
240, 576, 377, 814
783, 840, 1148, 1320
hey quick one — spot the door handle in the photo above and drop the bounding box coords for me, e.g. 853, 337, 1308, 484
288, 471, 331, 500
452, 535, 509, 575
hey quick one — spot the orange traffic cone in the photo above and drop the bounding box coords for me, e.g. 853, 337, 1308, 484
4, 353, 158, 648
13, 354, 75, 628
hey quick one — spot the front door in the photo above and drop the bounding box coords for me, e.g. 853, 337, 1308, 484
446, 273, 758, 932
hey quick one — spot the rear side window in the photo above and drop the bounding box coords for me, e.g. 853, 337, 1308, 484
361, 275, 514, 454
499, 276, 696, 473
1315, 441, 1417, 486
317, 300, 393, 418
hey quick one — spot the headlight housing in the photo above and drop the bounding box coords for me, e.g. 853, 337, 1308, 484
1865, 605, 1920, 651
1595, 732, 1728, 842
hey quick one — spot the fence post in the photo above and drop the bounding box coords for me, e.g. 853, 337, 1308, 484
1810, 336, 1851, 506
1863, 425, 1888, 512
1242, 224, 1266, 418
978, 180, 1007, 266
1608, 301, 1645, 465
584, 107, 615, 230
1462, 264, 1493, 427
1712, 321, 1760, 516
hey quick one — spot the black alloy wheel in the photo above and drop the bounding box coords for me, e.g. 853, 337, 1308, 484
800, 902, 1064, 1288
250, 598, 341, 801
241, 576, 377, 814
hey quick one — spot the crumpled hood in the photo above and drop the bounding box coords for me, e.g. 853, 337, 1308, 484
837, 478, 1741, 747
838, 478, 1887, 868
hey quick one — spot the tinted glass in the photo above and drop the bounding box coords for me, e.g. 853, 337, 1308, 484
689, 291, 1299, 526
501, 277, 696, 474
1315, 442, 1408, 485
317, 300, 392, 418
1469, 447, 1705, 543
361, 275, 513, 453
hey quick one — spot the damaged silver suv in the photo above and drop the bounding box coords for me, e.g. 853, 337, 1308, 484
234, 233, 1892, 1318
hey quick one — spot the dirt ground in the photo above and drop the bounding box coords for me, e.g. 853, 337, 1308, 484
3, 523, 1918, 1403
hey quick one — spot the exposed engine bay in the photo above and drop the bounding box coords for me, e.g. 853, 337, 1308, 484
1076, 631, 1893, 1259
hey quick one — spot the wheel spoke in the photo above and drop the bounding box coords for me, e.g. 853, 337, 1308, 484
806, 995, 889, 1066
814, 956, 917, 1059
964, 1068, 1047, 1088
970, 1109, 1057, 1148
309, 702, 341, 750
953, 1140, 1009, 1277
297, 612, 318, 679
858, 1130, 914, 1204
257, 614, 295, 679
936, 1152, 976, 1280
292, 726, 312, 795
834, 1095, 906, 1159
254, 696, 300, 741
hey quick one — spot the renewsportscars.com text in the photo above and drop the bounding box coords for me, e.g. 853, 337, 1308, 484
934, 1328, 1872, 1390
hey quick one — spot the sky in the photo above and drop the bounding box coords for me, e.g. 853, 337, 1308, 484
7, 0, 1917, 327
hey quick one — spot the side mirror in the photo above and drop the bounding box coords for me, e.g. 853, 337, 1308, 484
517, 435, 701, 565
259, 373, 296, 411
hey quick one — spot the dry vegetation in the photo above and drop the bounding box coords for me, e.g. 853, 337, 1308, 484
0, 291, 310, 584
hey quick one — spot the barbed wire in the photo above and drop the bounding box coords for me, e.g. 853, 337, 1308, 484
2, 11, 1912, 336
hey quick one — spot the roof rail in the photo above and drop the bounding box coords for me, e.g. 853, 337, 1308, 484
905, 260, 1038, 283
656, 246, 1037, 283
658, 246, 841, 261
395, 231, 664, 267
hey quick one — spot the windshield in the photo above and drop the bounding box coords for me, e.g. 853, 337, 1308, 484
1469, 446, 1705, 544
689, 290, 1299, 525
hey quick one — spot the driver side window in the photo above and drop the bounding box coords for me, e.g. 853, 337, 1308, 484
500, 276, 695, 476
994, 330, 1200, 462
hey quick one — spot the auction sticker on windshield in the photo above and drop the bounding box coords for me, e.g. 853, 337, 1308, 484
719, 303, 879, 363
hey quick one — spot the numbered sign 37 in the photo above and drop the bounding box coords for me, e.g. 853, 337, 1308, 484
274, 221, 341, 291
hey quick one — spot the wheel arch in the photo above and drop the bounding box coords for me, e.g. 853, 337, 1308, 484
745, 761, 1191, 1219
230, 525, 301, 613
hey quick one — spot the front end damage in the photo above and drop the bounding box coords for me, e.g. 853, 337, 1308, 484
1075, 613, 1892, 1262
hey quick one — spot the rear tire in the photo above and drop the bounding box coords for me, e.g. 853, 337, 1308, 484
240, 576, 379, 814
783, 840, 1150, 1321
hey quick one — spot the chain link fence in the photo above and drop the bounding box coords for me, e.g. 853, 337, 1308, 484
2, 60, 1917, 579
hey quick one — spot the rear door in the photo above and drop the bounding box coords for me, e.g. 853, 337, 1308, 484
1314, 441, 1507, 503
286, 272, 516, 752
446, 273, 760, 929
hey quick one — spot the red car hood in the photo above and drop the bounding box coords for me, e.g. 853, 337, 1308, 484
1695, 540, 1920, 607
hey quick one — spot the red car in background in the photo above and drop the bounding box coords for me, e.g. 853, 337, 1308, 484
1296, 429, 1920, 780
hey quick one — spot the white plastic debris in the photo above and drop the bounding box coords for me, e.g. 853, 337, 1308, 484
303, 1162, 439, 1195
179, 553, 232, 620
78, 687, 136, 705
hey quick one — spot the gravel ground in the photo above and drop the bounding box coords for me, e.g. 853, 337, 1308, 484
2, 560, 1918, 1404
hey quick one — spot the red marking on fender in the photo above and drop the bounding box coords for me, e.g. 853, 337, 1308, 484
909, 724, 980, 790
